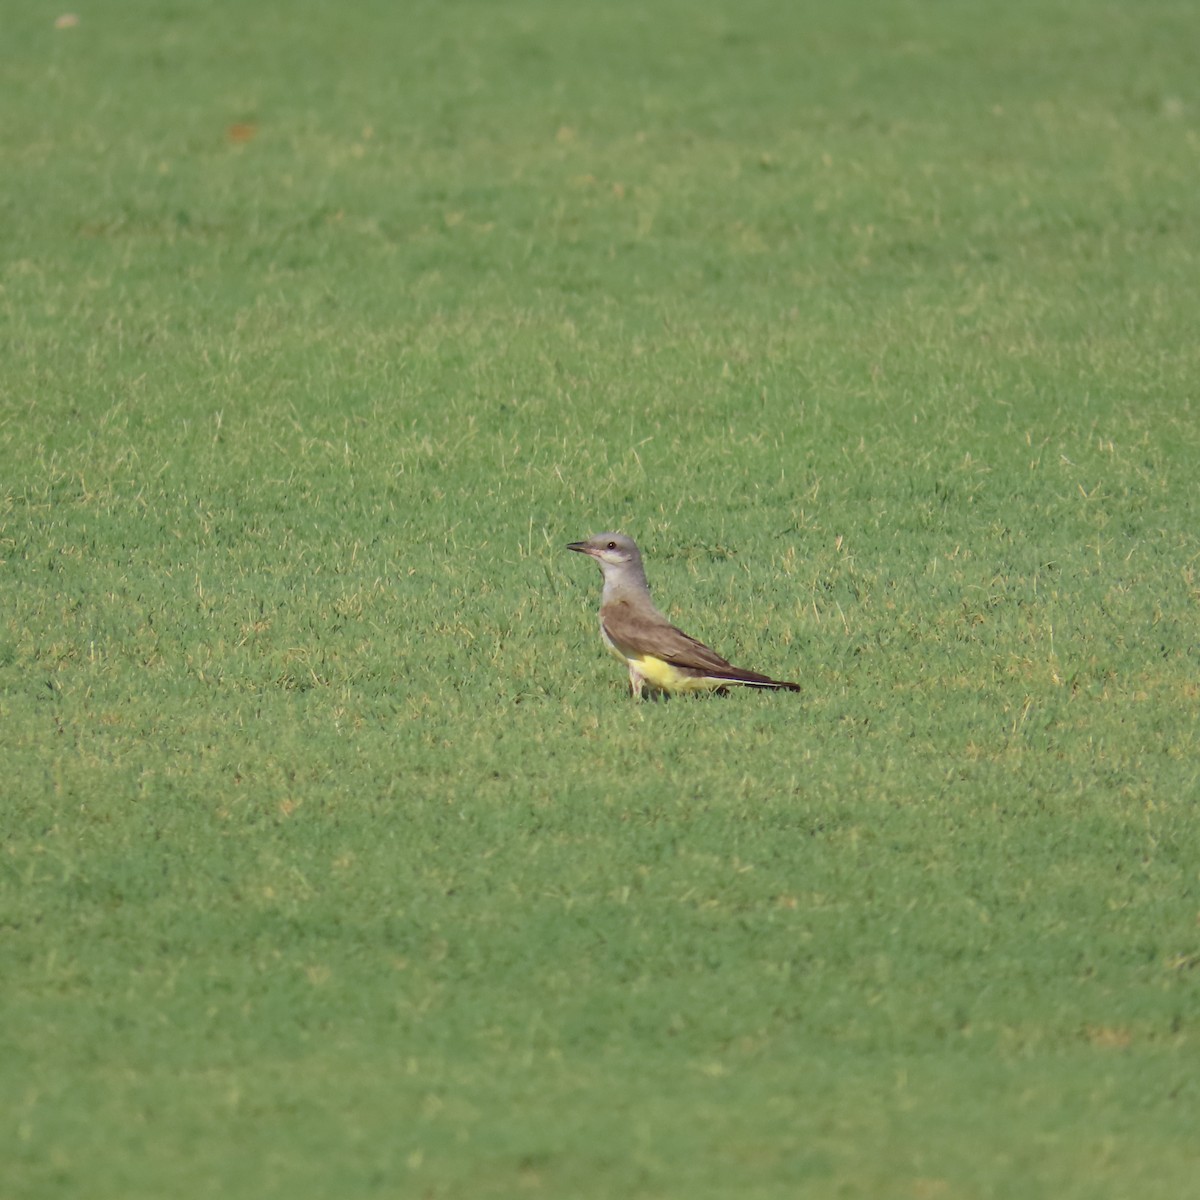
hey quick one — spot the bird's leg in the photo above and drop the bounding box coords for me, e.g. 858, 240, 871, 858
627, 662, 646, 699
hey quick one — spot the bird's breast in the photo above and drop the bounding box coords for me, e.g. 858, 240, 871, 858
599, 619, 627, 663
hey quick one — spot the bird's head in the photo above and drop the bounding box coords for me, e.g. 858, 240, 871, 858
566, 532, 643, 571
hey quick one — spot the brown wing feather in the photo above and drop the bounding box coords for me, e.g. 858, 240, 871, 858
601, 600, 801, 691
601, 601, 734, 671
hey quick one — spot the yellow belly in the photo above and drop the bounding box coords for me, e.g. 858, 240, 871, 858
601, 624, 724, 693
630, 651, 724, 693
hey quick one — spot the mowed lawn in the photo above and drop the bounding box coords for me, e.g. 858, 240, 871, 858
3, 1, 1198, 1197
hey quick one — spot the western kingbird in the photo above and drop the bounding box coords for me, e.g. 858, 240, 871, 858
567, 532, 801, 699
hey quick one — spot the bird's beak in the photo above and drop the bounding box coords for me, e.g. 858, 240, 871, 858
566, 541, 593, 555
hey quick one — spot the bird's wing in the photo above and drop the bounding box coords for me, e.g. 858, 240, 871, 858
601, 600, 734, 672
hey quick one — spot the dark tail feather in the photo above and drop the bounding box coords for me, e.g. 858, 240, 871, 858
717, 667, 801, 692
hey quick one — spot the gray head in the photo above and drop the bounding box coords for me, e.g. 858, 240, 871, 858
566, 532, 641, 567
566, 532, 650, 594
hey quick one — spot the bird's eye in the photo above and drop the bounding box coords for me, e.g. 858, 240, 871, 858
606, 541, 617, 550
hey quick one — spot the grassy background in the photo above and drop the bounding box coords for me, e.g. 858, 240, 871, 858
3, 0, 1199, 1196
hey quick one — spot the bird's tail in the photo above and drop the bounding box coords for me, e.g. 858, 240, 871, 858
714, 667, 801, 692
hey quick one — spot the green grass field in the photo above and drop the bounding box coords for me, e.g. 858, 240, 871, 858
3, 1, 1198, 1196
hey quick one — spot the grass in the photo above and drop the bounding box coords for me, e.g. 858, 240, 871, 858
3, 0, 1199, 1196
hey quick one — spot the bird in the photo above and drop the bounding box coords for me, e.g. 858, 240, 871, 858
566, 532, 801, 699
